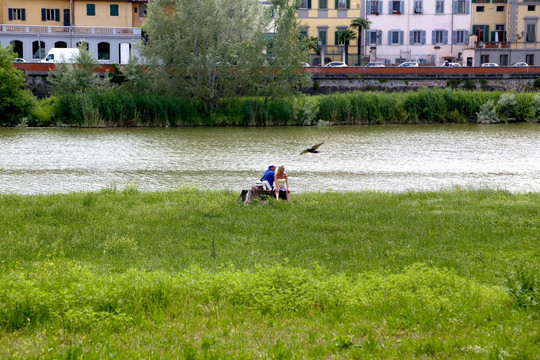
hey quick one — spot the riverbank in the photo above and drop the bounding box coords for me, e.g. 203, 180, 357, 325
16, 89, 540, 127
0, 189, 538, 358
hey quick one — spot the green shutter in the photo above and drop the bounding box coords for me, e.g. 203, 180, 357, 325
484, 25, 489, 42
87, 4, 95, 16
335, 0, 338, 9
308, 0, 312, 8
110, 4, 119, 16
347, 0, 350, 8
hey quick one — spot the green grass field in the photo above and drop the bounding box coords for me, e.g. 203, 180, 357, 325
0, 188, 538, 359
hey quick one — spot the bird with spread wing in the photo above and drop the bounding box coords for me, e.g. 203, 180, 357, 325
300, 142, 324, 155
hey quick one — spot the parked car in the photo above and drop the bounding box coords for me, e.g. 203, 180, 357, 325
397, 61, 419, 67
365, 62, 385, 67
12, 58, 26, 63
300, 62, 310, 67
441, 61, 461, 67
481, 63, 499, 67
512, 62, 528, 67
324, 61, 348, 67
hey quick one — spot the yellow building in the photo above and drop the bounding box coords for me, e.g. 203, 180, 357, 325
0, 0, 147, 62
296, 0, 363, 65
470, 0, 540, 65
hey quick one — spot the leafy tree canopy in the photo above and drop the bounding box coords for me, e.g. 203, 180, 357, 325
137, 0, 311, 113
48, 43, 111, 97
0, 46, 35, 126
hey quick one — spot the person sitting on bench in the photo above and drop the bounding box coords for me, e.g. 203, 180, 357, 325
261, 165, 276, 190
274, 165, 290, 200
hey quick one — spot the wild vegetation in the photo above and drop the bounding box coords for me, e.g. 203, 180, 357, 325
0, 188, 538, 358
22, 89, 540, 127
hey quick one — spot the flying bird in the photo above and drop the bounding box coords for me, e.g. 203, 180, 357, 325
300, 142, 324, 155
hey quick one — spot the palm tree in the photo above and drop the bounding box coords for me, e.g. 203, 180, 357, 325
337, 29, 356, 65
350, 18, 371, 65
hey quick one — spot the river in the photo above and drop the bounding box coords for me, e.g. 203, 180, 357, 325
0, 124, 539, 194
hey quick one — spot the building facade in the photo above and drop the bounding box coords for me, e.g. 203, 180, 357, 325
363, 0, 471, 65
0, 0, 147, 63
469, 0, 540, 66
296, 0, 364, 66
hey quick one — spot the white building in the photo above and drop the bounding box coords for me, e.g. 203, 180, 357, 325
363, 0, 471, 65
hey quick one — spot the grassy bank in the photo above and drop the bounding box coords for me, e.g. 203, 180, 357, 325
0, 188, 538, 358
27, 89, 540, 127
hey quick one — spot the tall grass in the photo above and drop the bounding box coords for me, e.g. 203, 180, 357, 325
28, 89, 540, 127
0, 189, 539, 358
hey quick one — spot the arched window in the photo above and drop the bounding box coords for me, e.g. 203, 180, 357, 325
32, 40, 45, 59
10, 40, 23, 58
98, 42, 110, 60
55, 41, 67, 48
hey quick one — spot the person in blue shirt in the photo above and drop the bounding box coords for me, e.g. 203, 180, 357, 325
261, 165, 276, 190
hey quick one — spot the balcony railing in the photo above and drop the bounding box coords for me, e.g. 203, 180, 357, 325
475, 41, 510, 49
0, 24, 141, 36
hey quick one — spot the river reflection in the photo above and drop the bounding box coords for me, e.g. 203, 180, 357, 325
0, 124, 539, 194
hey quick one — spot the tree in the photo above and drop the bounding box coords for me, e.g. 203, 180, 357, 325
139, 0, 311, 113
254, 0, 312, 103
0, 46, 35, 126
48, 43, 111, 96
350, 17, 371, 65
337, 29, 356, 65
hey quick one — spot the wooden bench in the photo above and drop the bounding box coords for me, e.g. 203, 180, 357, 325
238, 189, 287, 203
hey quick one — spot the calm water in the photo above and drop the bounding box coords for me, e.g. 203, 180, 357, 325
0, 125, 539, 194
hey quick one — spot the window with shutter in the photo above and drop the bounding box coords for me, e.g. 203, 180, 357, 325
87, 4, 96, 16
436, 0, 444, 14
110, 4, 119, 16
9, 8, 25, 21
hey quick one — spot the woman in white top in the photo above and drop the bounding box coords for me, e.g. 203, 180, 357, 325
274, 165, 290, 200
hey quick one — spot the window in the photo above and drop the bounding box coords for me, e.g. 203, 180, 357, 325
528, 5, 535, 12
337, 0, 347, 9
87, 4, 95, 16
139, 4, 147, 17
32, 41, 45, 59
526, 24, 536, 43
526, 54, 534, 65
496, 6, 504, 11
392, 1, 401, 14
318, 30, 327, 46
319, 0, 327, 9
368, 0, 381, 14
98, 42, 110, 60
473, 25, 488, 42
388, 30, 403, 45
414, 0, 423, 13
433, 30, 447, 44
454, 30, 468, 44
494, 24, 506, 42
436, 0, 444, 14
499, 54, 508, 66
8, 8, 26, 21
454, 0, 469, 14
480, 54, 489, 64
42, 8, 60, 21
367, 30, 380, 45
110, 4, 119, 16
477, 6, 484, 12
55, 41, 67, 48
411, 30, 424, 44
300, 0, 309, 8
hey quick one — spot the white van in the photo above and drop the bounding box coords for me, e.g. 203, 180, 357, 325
41, 48, 80, 63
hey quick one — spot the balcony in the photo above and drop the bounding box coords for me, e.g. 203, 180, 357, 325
475, 41, 510, 49
0, 24, 141, 36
